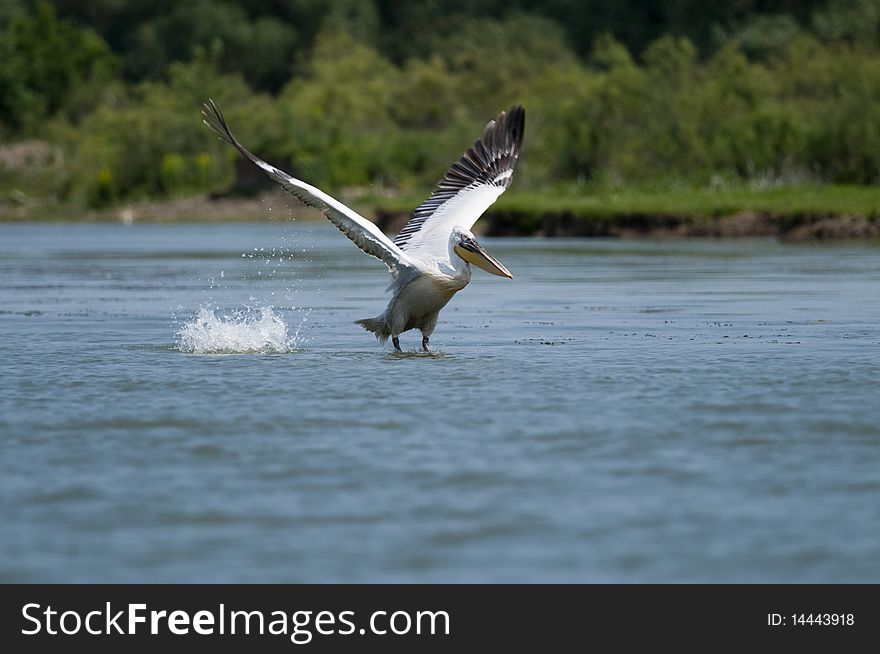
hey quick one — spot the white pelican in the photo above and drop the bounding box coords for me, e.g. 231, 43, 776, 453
202, 99, 525, 351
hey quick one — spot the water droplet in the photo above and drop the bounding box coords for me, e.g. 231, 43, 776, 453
176, 305, 305, 354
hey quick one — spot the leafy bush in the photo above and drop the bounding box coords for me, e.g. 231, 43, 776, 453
5, 1, 880, 209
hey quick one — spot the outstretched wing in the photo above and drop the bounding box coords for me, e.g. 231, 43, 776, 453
394, 106, 525, 261
202, 99, 411, 274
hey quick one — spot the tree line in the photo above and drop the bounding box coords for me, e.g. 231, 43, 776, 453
1, 0, 879, 208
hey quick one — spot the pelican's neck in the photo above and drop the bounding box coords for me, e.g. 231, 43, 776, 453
442, 255, 471, 291
446, 239, 471, 280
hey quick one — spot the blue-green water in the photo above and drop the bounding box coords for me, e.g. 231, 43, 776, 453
1, 223, 878, 582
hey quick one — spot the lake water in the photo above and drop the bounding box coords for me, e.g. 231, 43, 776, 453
1, 222, 878, 582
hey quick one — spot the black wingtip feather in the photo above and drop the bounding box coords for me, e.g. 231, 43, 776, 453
393, 104, 526, 248
481, 105, 525, 154
201, 98, 236, 146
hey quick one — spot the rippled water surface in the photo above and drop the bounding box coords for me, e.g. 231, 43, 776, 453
1, 222, 878, 582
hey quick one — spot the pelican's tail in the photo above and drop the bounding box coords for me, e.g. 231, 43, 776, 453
355, 315, 391, 343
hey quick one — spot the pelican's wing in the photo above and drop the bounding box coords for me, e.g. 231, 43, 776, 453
202, 99, 411, 274
394, 106, 525, 261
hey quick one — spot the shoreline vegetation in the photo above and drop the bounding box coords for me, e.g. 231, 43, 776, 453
3, 2, 880, 241
3, 186, 878, 241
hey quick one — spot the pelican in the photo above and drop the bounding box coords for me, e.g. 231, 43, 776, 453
202, 99, 525, 351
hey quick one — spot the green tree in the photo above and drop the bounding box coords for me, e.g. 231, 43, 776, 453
69, 51, 254, 205
278, 31, 401, 188
812, 0, 880, 48
0, 2, 117, 136
125, 0, 298, 92
433, 13, 578, 118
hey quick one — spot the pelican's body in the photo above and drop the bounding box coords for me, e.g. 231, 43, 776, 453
202, 100, 524, 350
357, 254, 470, 349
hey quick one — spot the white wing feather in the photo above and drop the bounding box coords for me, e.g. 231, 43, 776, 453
394, 106, 525, 263
202, 99, 412, 275
395, 184, 504, 261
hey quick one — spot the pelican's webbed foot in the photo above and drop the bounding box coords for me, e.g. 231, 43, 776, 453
422, 336, 429, 352
392, 336, 401, 352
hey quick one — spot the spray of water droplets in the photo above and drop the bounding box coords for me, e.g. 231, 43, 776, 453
174, 222, 315, 354
176, 305, 308, 354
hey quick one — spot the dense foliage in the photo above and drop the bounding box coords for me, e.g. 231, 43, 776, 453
1, 0, 879, 208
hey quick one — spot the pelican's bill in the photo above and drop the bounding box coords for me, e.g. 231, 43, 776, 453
454, 240, 513, 279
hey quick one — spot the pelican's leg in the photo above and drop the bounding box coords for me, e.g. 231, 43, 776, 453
392, 336, 401, 352
421, 335, 429, 352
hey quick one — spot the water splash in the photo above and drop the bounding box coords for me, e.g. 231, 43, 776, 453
176, 305, 305, 354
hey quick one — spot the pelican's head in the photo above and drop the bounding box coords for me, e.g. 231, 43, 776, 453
451, 227, 513, 279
